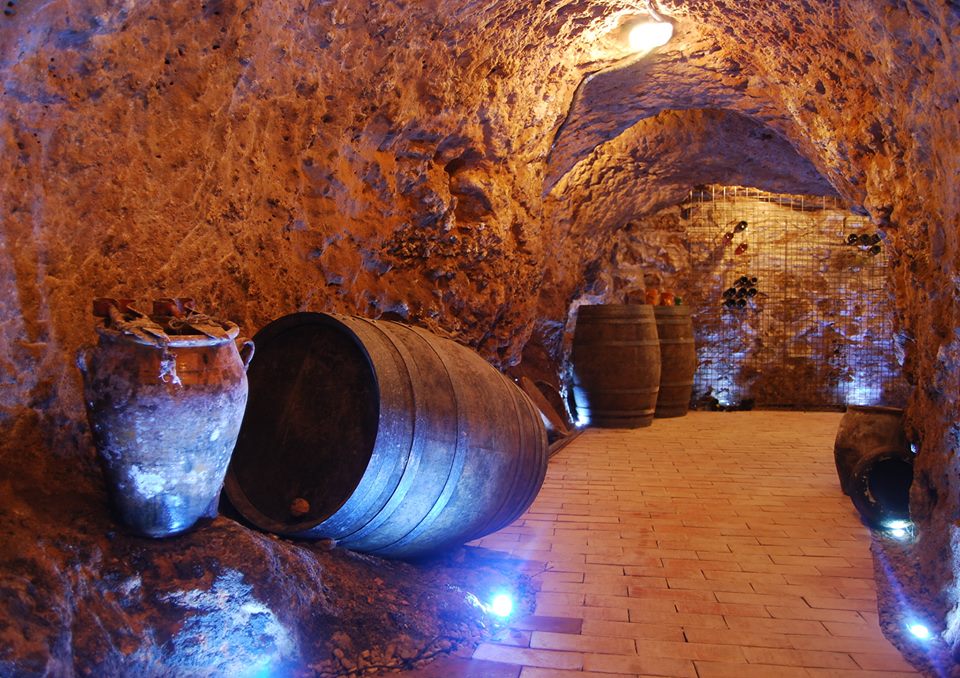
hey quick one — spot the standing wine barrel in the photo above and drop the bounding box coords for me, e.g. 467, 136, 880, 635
571, 304, 661, 428
834, 406, 913, 529
223, 313, 548, 559
653, 306, 697, 418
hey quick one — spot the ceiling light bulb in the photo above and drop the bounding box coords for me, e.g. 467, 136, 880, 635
628, 21, 673, 53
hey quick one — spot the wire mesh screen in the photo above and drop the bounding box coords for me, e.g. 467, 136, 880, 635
681, 186, 907, 410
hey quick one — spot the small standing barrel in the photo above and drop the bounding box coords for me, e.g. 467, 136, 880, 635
833, 405, 913, 528
653, 306, 697, 418
224, 313, 548, 559
571, 304, 661, 428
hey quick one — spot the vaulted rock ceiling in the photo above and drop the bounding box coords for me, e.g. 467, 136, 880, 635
1, 0, 958, 671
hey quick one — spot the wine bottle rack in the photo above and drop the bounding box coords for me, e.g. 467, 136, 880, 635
680, 185, 908, 410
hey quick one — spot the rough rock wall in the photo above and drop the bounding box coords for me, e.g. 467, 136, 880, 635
0, 0, 651, 436
2, 0, 960, 672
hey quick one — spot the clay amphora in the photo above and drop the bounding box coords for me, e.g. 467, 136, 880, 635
78, 322, 252, 537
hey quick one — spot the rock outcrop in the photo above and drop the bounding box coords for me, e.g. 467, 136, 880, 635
2, 0, 959, 673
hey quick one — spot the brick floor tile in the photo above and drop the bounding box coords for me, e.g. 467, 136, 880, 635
403, 655, 521, 677
583, 652, 698, 677
694, 660, 811, 678
675, 600, 770, 618
489, 628, 532, 648
534, 603, 630, 621
851, 651, 922, 672
787, 634, 903, 654
628, 585, 718, 602
471, 644, 583, 670
822, 620, 889, 639
534, 588, 584, 605
724, 615, 828, 636
508, 615, 583, 634
806, 670, 920, 678
715, 590, 810, 607
635, 638, 747, 663
628, 608, 728, 629
530, 631, 635, 655
536, 571, 585, 584
701, 568, 786, 584
766, 604, 867, 624
742, 646, 859, 669
684, 628, 797, 649
581, 619, 687, 642
541, 580, 630, 596
518, 668, 634, 678
666, 576, 754, 593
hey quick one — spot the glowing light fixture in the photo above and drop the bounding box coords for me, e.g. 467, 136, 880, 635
884, 519, 913, 539
628, 20, 673, 53
489, 593, 514, 618
908, 622, 931, 640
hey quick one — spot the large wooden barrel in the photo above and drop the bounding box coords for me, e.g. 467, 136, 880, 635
571, 304, 661, 428
223, 313, 548, 559
653, 306, 697, 418
834, 405, 913, 529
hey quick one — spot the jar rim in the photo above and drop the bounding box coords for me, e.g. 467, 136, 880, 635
95, 321, 240, 347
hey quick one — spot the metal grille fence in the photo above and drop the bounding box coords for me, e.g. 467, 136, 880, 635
681, 186, 907, 410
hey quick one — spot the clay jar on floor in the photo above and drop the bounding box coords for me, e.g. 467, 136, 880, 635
78, 322, 252, 537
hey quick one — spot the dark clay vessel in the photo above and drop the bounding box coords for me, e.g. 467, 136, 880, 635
833, 405, 913, 528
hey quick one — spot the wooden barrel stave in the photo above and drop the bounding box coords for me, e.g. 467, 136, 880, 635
653, 306, 697, 418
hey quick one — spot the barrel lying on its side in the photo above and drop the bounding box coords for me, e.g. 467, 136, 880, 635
571, 304, 661, 428
653, 305, 697, 418
224, 312, 548, 559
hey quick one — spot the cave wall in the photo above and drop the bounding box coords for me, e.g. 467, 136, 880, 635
0, 0, 654, 438
2, 0, 960, 673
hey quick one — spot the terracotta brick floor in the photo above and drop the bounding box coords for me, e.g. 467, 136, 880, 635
404, 411, 920, 677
